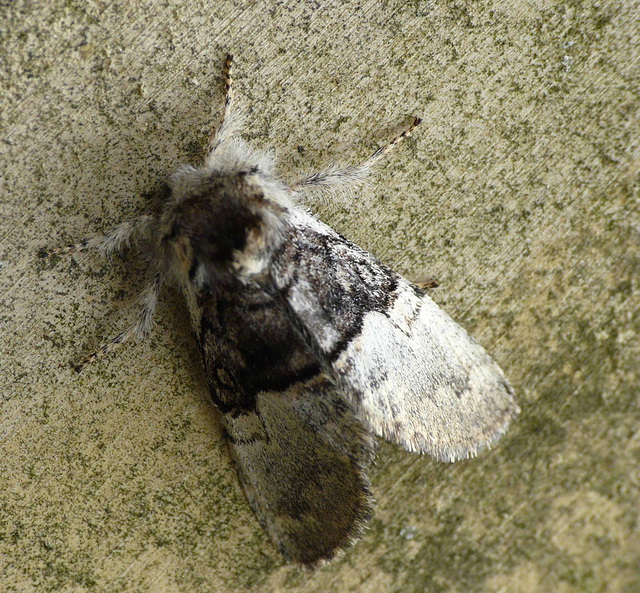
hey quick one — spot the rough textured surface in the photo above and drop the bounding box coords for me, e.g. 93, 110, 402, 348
1, 0, 638, 591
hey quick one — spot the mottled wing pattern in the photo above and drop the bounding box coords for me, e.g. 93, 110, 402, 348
223, 378, 374, 565
194, 281, 374, 565
271, 208, 519, 462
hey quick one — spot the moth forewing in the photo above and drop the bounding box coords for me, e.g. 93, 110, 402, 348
271, 209, 518, 462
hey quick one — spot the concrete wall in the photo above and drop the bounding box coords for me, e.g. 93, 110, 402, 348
1, 0, 638, 591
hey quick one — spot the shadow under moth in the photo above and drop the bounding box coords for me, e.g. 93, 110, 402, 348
52, 55, 519, 566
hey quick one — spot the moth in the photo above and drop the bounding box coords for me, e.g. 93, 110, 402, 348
54, 55, 518, 565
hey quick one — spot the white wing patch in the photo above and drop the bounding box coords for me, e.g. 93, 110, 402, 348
337, 282, 517, 461
272, 208, 519, 462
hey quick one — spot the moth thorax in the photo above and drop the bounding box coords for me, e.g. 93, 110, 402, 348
163, 173, 265, 281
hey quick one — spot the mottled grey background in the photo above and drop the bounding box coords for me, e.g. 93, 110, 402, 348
1, 1, 638, 591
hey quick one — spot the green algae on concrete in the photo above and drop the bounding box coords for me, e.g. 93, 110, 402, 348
1, 0, 639, 591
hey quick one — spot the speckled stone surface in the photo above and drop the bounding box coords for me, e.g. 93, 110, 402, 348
1, 1, 638, 591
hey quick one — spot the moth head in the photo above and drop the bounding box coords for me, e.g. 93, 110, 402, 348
159, 167, 267, 285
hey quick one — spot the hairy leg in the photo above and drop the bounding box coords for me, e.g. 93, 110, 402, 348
290, 117, 421, 196
74, 271, 164, 372
43, 214, 154, 259
206, 53, 238, 155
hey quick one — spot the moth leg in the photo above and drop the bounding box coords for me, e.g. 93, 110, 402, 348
42, 215, 154, 259
290, 116, 421, 194
206, 53, 238, 155
74, 272, 163, 372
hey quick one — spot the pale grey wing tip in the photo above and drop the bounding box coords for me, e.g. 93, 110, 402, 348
431, 366, 520, 463
425, 395, 520, 463
362, 383, 520, 464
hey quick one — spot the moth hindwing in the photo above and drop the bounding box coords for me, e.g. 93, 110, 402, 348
58, 54, 518, 566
